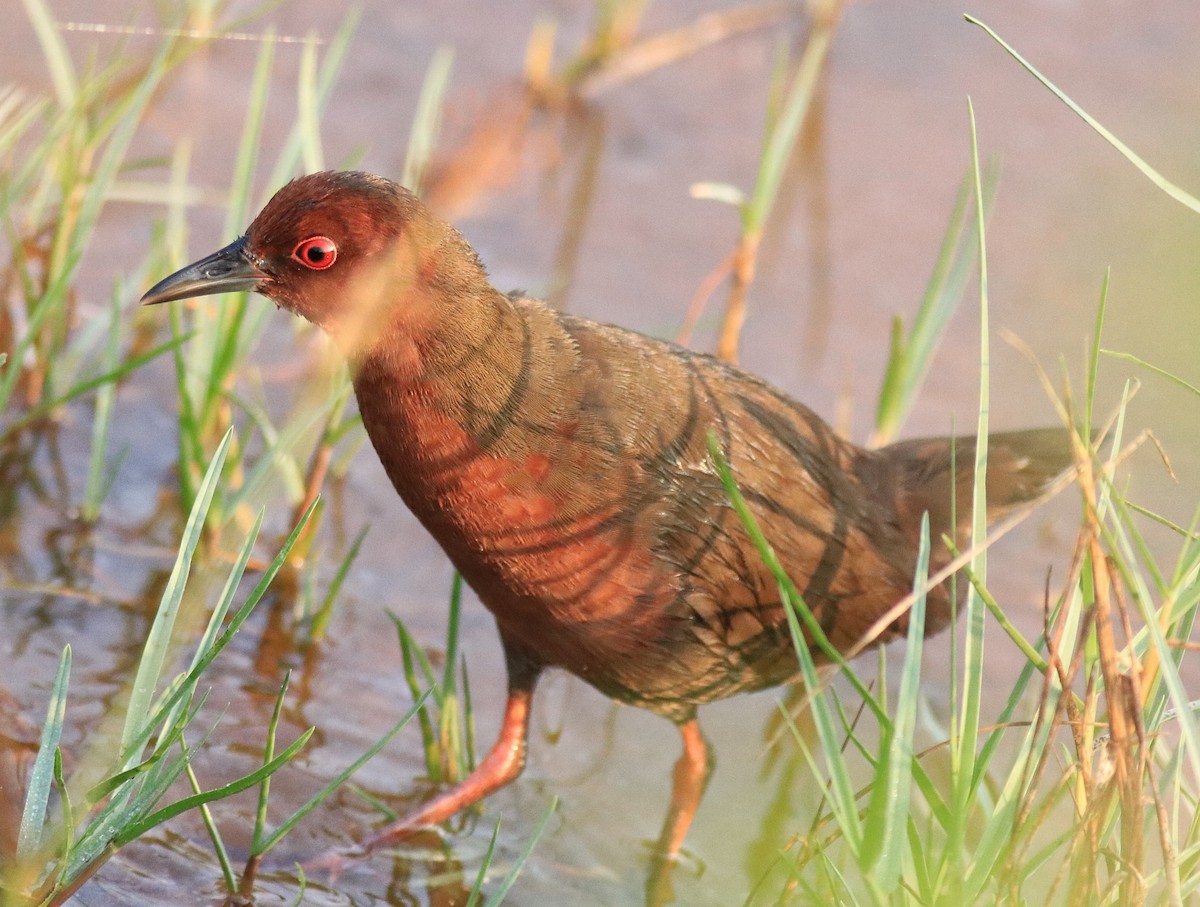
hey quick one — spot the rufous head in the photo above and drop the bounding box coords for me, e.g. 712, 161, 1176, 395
141, 171, 486, 355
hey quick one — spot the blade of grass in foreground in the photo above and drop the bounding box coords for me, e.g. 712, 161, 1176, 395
114, 497, 320, 785
947, 96, 992, 893
713, 16, 836, 363
0, 331, 190, 440
306, 523, 368, 644
480, 796, 558, 907
860, 516, 929, 889
463, 819, 504, 907
113, 730, 315, 845
965, 14, 1200, 214
250, 672, 294, 857
182, 742, 237, 892
119, 427, 234, 758
16, 646, 72, 862
27, 500, 321, 905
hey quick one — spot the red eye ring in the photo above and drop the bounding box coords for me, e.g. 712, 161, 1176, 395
291, 236, 338, 270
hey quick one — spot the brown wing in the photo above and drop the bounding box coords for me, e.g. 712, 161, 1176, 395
531, 315, 926, 717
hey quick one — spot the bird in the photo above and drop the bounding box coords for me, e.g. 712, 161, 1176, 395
141, 169, 1074, 870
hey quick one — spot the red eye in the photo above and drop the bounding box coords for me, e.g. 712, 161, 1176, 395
291, 236, 337, 270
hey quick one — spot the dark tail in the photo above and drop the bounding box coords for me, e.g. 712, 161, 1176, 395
883, 427, 1077, 539
863, 426, 1078, 633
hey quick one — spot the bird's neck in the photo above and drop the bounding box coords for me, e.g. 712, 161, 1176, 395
348, 282, 541, 505
354, 280, 513, 383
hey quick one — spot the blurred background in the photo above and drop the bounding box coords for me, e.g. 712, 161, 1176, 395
2, 2, 1199, 904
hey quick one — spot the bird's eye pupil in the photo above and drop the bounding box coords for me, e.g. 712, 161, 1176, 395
291, 236, 337, 270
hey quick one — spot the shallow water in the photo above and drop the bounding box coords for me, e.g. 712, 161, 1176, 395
3, 2, 1200, 904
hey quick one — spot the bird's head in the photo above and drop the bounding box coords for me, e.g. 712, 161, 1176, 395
141, 171, 487, 356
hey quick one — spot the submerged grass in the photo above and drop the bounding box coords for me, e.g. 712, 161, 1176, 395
1, 2, 1198, 906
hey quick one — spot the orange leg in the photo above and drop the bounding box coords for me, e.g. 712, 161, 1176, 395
647, 718, 713, 906
362, 683, 535, 852
304, 653, 540, 878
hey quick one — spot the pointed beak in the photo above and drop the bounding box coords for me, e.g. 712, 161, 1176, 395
140, 236, 270, 306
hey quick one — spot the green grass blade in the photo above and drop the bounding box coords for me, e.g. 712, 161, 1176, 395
1085, 270, 1110, 438
119, 427, 233, 758
308, 523, 368, 643
402, 46, 454, 194
873, 163, 998, 444
20, 0, 77, 107
223, 393, 332, 515
860, 516, 929, 886
192, 509, 263, 673
17, 645, 71, 861
745, 24, 833, 233
442, 572, 464, 696
705, 432, 892, 724
1101, 350, 1200, 399
708, 424, 954, 855
297, 32, 324, 172
265, 10, 360, 193
391, 612, 441, 693
53, 35, 175, 302
0, 262, 77, 413
63, 689, 211, 888
439, 574, 469, 776
463, 818, 503, 907
81, 287, 123, 520
968, 566, 1049, 673
252, 672, 292, 853
461, 655, 477, 773
116, 499, 319, 772
224, 27, 276, 237
780, 581, 864, 852
481, 796, 558, 906
707, 433, 866, 849
52, 746, 73, 864
289, 865, 308, 906
948, 98, 991, 883
0, 88, 45, 161
114, 729, 315, 845
0, 330, 189, 439
1130, 586, 1200, 790
391, 612, 441, 777
256, 690, 432, 854
183, 754, 237, 892
150, 510, 264, 742
87, 689, 214, 807
168, 302, 202, 508
965, 15, 1200, 214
